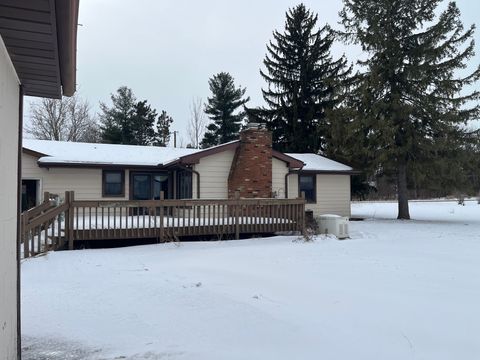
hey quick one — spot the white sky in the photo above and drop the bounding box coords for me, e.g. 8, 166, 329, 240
25, 0, 480, 142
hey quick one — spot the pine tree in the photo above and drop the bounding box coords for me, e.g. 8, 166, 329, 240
100, 86, 137, 144
339, 0, 480, 219
131, 100, 157, 145
201, 72, 250, 148
154, 110, 173, 147
100, 86, 166, 146
249, 4, 351, 153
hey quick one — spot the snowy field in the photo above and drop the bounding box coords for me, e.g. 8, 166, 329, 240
21, 201, 480, 359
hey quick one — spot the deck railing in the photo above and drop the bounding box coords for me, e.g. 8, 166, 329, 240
21, 192, 73, 258
21, 191, 306, 258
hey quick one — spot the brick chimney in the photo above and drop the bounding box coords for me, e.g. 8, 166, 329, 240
228, 124, 272, 198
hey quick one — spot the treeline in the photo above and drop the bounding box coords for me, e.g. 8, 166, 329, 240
27, 0, 480, 218
26, 87, 175, 147
210, 1, 480, 218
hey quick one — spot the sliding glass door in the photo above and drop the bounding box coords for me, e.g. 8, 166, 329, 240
131, 172, 170, 200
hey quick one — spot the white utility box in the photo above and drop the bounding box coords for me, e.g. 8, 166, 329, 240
317, 214, 349, 239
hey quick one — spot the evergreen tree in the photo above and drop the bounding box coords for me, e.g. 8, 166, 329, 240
339, 0, 480, 219
100, 86, 167, 146
201, 72, 250, 148
100, 86, 137, 144
154, 110, 173, 147
131, 100, 157, 145
249, 4, 351, 153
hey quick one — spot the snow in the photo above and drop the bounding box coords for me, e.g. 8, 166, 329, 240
317, 213, 343, 218
286, 153, 353, 172
23, 139, 353, 171
23, 139, 199, 167
70, 214, 292, 230
21, 200, 480, 359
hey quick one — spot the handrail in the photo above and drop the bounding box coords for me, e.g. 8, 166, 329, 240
25, 202, 69, 231
21, 191, 72, 258
72, 198, 306, 208
25, 200, 56, 221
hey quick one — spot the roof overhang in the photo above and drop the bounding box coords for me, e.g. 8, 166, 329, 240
290, 169, 362, 176
272, 150, 304, 169
174, 141, 240, 165
0, 0, 79, 98
22, 147, 47, 158
36, 161, 164, 170
172, 141, 306, 169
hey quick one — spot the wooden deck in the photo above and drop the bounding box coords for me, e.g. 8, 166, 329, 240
21, 191, 306, 258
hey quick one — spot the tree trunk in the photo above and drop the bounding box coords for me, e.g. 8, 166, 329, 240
397, 160, 410, 220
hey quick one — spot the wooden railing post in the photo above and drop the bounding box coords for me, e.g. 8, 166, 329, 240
66, 191, 75, 250
300, 192, 306, 233
43, 191, 50, 203
235, 191, 240, 239
21, 212, 29, 258
64, 191, 70, 248
159, 191, 164, 242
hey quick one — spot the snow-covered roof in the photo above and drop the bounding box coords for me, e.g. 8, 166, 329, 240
23, 139, 355, 172
287, 153, 353, 172
23, 139, 200, 167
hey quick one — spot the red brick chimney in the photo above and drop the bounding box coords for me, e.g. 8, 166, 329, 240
228, 124, 272, 198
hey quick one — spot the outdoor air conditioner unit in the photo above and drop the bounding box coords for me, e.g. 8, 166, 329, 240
317, 215, 349, 239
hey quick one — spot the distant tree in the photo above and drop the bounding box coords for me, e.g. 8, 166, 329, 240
201, 72, 250, 148
249, 4, 351, 153
100, 86, 168, 146
154, 110, 174, 147
131, 100, 157, 145
339, 0, 480, 219
187, 97, 206, 149
27, 94, 100, 143
100, 86, 136, 144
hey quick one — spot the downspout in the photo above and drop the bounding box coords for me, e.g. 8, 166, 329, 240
176, 164, 201, 199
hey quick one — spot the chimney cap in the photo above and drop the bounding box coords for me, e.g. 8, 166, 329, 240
246, 122, 265, 130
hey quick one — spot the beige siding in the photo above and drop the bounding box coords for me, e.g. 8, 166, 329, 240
287, 173, 299, 199
0, 35, 20, 360
21, 151, 42, 178
193, 150, 235, 199
308, 174, 351, 217
22, 153, 130, 202
272, 157, 289, 198
288, 173, 351, 217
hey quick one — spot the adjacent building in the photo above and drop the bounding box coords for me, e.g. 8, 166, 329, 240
0, 1, 79, 358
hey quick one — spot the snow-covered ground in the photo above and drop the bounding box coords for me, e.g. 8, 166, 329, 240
21, 201, 480, 359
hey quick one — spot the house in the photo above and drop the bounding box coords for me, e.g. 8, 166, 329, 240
22, 125, 356, 218
0, 1, 79, 358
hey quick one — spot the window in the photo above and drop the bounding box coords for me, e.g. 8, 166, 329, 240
102, 170, 125, 197
177, 171, 193, 199
131, 172, 170, 200
153, 174, 169, 200
299, 174, 316, 203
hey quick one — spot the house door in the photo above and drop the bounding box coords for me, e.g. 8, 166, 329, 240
21, 179, 39, 211
131, 172, 170, 200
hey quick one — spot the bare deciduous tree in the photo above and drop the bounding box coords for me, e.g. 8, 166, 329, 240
27, 94, 100, 143
187, 97, 206, 149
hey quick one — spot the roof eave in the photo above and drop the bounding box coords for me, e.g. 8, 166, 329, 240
0, 0, 79, 98
23, 148, 48, 158
290, 169, 362, 175
177, 141, 240, 165
272, 150, 305, 169
55, 0, 79, 96
37, 161, 163, 170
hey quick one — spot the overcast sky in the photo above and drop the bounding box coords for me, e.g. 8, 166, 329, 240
27, 0, 480, 143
